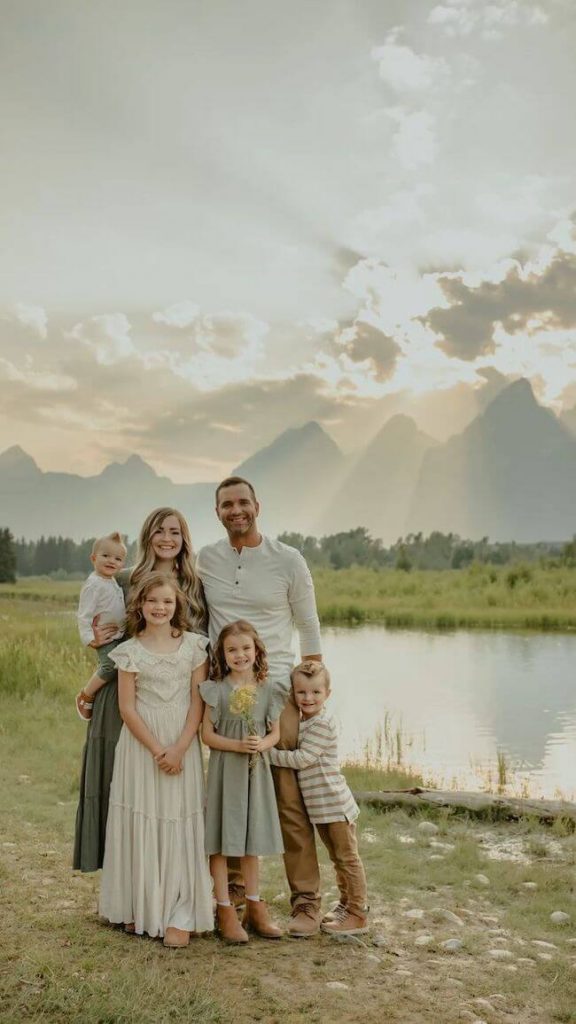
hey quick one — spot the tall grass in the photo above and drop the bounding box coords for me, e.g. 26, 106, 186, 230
0, 601, 92, 700
3, 565, 576, 630
312, 563, 576, 630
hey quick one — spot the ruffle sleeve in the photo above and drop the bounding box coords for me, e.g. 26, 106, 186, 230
108, 639, 140, 674
266, 682, 289, 729
199, 680, 221, 727
184, 632, 210, 671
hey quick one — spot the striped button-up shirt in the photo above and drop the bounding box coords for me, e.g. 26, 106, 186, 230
269, 709, 359, 824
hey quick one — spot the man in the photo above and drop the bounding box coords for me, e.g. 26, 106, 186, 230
196, 476, 323, 937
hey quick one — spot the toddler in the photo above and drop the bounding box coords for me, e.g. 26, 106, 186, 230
75, 532, 127, 720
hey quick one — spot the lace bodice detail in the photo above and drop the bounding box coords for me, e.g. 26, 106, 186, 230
109, 632, 208, 709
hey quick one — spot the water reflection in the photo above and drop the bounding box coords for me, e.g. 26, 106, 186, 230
322, 626, 576, 799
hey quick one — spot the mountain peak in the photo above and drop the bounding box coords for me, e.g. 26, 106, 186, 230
278, 420, 333, 444
235, 421, 342, 476
485, 377, 538, 415
369, 414, 436, 450
0, 445, 40, 473
100, 454, 158, 479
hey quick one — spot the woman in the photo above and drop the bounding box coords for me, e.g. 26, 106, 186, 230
73, 507, 207, 872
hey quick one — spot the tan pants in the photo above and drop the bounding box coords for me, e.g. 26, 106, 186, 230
228, 695, 321, 913
316, 820, 367, 918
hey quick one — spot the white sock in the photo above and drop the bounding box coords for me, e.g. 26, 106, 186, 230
246, 894, 260, 902
217, 900, 231, 907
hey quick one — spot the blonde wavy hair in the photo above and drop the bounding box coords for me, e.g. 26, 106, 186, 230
211, 620, 269, 684
126, 573, 190, 637
291, 660, 331, 693
129, 507, 207, 633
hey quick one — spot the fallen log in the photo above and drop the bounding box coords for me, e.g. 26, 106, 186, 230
353, 787, 576, 825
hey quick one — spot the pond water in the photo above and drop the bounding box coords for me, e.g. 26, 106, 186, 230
321, 626, 576, 800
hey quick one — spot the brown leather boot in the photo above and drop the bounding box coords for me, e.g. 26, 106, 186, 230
216, 904, 249, 944
242, 899, 283, 939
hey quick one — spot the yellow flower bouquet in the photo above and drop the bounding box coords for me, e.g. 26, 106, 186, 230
229, 684, 261, 773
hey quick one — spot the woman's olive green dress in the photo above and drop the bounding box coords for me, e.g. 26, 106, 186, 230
72, 568, 132, 871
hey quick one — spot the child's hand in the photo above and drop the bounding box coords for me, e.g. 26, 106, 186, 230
245, 735, 265, 753
237, 737, 256, 754
92, 614, 120, 646
154, 746, 183, 774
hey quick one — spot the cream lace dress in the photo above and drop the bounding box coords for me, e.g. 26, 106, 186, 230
98, 632, 214, 937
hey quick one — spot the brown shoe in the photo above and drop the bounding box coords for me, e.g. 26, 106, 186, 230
163, 927, 190, 948
228, 883, 246, 910
321, 902, 347, 925
216, 904, 249, 944
75, 690, 94, 721
242, 899, 283, 940
287, 903, 320, 938
321, 910, 369, 936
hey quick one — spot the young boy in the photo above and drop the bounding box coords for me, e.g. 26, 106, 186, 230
75, 532, 127, 721
269, 661, 368, 936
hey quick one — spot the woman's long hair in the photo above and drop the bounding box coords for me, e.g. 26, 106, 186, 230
211, 620, 268, 684
129, 507, 207, 633
126, 573, 190, 637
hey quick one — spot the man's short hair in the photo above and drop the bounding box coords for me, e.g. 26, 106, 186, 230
215, 476, 257, 505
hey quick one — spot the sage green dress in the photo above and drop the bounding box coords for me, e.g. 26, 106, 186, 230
200, 679, 285, 857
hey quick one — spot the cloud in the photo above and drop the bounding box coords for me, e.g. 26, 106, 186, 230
193, 311, 268, 360
343, 260, 445, 329
0, 303, 48, 341
386, 108, 438, 169
371, 32, 450, 93
152, 301, 200, 328
428, 0, 548, 39
14, 303, 48, 339
334, 321, 401, 382
0, 356, 76, 393
69, 313, 137, 365
548, 214, 576, 255
350, 185, 434, 259
423, 252, 576, 360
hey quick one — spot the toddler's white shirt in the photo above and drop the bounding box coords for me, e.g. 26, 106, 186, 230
77, 572, 126, 646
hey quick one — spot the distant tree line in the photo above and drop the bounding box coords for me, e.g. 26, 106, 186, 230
0, 528, 17, 583
6, 534, 138, 579
0, 527, 574, 581
279, 527, 568, 572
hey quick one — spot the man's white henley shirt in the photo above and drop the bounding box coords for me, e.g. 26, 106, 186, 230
196, 535, 321, 688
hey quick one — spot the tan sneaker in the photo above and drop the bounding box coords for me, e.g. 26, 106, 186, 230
321, 902, 347, 925
287, 904, 320, 938
321, 910, 369, 936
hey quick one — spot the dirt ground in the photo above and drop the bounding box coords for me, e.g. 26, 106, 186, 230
2, 805, 576, 1024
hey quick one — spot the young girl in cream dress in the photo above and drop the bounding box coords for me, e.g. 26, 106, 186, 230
98, 572, 213, 946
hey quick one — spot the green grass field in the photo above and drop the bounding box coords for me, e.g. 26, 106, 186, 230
312, 563, 576, 630
3, 562, 576, 631
1, 589, 576, 1022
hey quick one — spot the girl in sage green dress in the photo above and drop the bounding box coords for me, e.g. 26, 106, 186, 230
200, 619, 284, 944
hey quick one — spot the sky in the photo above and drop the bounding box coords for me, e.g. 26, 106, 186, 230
1, 0, 576, 481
